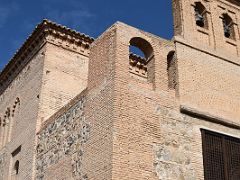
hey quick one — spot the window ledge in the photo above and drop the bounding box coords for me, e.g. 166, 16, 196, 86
225, 38, 237, 46
196, 26, 209, 35
180, 104, 240, 130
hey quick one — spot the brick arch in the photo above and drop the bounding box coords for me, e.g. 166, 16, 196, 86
129, 37, 154, 60
14, 160, 20, 174
194, 1, 208, 29
167, 51, 177, 90
222, 13, 235, 40
129, 36, 155, 83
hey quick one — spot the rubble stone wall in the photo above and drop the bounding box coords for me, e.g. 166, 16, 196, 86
36, 96, 89, 180
0, 152, 5, 180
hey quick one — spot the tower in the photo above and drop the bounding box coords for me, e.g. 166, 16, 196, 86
173, 0, 240, 57
0, 20, 93, 179
173, 0, 240, 179
172, 0, 240, 122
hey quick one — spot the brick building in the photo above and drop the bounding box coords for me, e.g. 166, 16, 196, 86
0, 0, 240, 179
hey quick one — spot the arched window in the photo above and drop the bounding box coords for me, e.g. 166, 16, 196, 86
194, 2, 208, 29
129, 37, 154, 81
167, 51, 177, 90
129, 37, 153, 60
129, 46, 145, 59
222, 14, 235, 40
14, 160, 19, 175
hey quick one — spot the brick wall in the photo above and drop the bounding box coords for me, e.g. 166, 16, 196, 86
0, 46, 45, 179
2, 1, 240, 178
35, 20, 240, 180
38, 43, 89, 125
176, 42, 240, 124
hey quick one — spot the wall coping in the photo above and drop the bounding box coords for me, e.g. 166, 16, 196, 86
37, 88, 88, 133
180, 104, 240, 130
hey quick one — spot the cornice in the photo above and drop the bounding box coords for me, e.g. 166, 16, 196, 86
0, 19, 94, 96
180, 104, 240, 130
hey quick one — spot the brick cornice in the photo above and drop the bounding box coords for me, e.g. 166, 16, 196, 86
180, 104, 240, 130
0, 19, 94, 95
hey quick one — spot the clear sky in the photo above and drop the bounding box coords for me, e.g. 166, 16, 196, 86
0, 0, 173, 71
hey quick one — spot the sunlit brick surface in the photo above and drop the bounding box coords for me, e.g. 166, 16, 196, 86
1, 0, 240, 179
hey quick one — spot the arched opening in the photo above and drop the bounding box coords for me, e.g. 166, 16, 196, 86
167, 51, 177, 90
14, 160, 19, 175
129, 46, 145, 59
5, 108, 11, 144
194, 2, 208, 29
129, 37, 154, 81
129, 37, 153, 60
222, 13, 235, 39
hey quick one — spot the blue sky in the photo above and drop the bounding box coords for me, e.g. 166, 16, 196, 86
0, 0, 173, 71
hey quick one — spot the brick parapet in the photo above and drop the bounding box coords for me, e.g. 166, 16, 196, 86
38, 89, 88, 133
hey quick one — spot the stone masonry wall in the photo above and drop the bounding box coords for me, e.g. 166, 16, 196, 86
154, 105, 240, 180
36, 95, 89, 180
0, 151, 5, 180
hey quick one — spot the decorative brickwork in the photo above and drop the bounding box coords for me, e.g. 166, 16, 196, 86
0, 19, 94, 96
129, 53, 148, 79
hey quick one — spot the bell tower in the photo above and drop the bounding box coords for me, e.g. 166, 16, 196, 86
173, 0, 240, 127
173, 0, 240, 59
